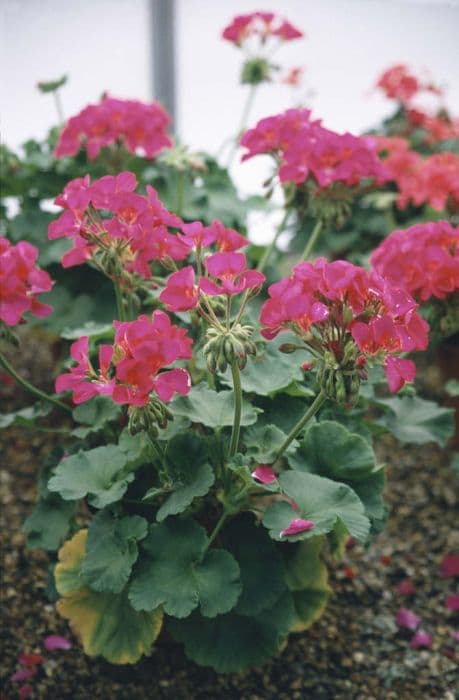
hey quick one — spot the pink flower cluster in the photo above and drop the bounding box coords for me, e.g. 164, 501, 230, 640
260, 258, 429, 393
371, 221, 459, 303
374, 137, 459, 211
376, 64, 442, 105
240, 108, 388, 188
56, 311, 192, 406
0, 238, 53, 327
55, 96, 172, 160
222, 11, 303, 46
407, 109, 459, 145
49, 172, 247, 274
159, 252, 265, 311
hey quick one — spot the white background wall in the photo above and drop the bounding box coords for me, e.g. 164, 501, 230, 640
1, 0, 458, 196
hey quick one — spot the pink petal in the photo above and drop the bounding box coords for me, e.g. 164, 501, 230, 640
450, 630, 459, 643
397, 579, 416, 596
19, 685, 34, 700
396, 607, 422, 630
44, 634, 73, 651
280, 518, 314, 538
251, 465, 277, 484
11, 668, 37, 682
439, 553, 459, 578
446, 595, 459, 612
410, 629, 432, 649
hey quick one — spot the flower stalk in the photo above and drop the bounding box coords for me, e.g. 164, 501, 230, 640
275, 390, 327, 460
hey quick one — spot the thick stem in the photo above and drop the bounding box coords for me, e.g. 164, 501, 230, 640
299, 219, 325, 262
275, 391, 327, 461
113, 277, 126, 321
0, 351, 72, 414
257, 210, 291, 273
228, 358, 243, 457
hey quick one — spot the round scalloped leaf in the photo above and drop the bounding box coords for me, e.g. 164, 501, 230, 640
222, 515, 287, 616
263, 472, 370, 543
289, 421, 376, 481
55, 530, 162, 664
168, 590, 295, 673
171, 383, 258, 428
80, 511, 148, 593
129, 518, 241, 618
282, 537, 331, 632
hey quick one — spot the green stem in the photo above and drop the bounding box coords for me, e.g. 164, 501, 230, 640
204, 509, 230, 553
275, 391, 327, 461
53, 90, 64, 124
228, 358, 243, 457
299, 219, 325, 262
113, 277, 126, 321
176, 170, 185, 214
257, 210, 291, 273
226, 84, 258, 168
0, 351, 72, 414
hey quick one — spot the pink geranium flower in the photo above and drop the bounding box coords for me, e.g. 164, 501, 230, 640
0, 238, 53, 327
200, 252, 265, 297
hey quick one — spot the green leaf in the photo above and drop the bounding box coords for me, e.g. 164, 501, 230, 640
222, 515, 287, 616
37, 74, 67, 93
168, 590, 295, 673
243, 423, 297, 463
282, 537, 331, 632
377, 395, 455, 447
171, 383, 259, 428
72, 396, 121, 438
288, 420, 385, 523
80, 511, 148, 593
0, 402, 51, 428
129, 519, 241, 618
157, 463, 214, 521
61, 321, 114, 340
55, 530, 162, 664
445, 379, 459, 397
289, 421, 376, 481
220, 336, 304, 396
48, 445, 133, 508
263, 471, 370, 543
23, 498, 76, 551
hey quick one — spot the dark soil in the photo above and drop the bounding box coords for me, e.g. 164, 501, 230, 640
1, 335, 458, 700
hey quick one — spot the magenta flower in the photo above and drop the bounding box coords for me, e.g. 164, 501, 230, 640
55, 96, 172, 160
251, 465, 277, 484
280, 518, 314, 538
410, 630, 433, 649
0, 238, 53, 327
200, 252, 265, 297
395, 608, 422, 631
159, 266, 200, 311
56, 311, 192, 407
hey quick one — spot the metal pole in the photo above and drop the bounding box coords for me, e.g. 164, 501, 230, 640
150, 0, 176, 125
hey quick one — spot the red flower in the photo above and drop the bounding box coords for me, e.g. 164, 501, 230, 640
222, 12, 303, 46
159, 266, 200, 311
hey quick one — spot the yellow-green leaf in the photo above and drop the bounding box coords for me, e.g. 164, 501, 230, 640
55, 530, 162, 664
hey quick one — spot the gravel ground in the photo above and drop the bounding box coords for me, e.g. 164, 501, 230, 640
1, 336, 458, 700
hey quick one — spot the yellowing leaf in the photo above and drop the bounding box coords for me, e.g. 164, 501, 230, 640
55, 530, 162, 664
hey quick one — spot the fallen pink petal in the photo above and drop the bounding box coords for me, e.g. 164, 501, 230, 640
251, 464, 277, 484
18, 685, 34, 700
410, 629, 432, 649
11, 668, 37, 682
395, 607, 422, 630
445, 595, 459, 612
44, 634, 73, 651
18, 653, 44, 667
396, 578, 416, 596
450, 630, 459, 643
439, 553, 459, 578
280, 518, 314, 538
